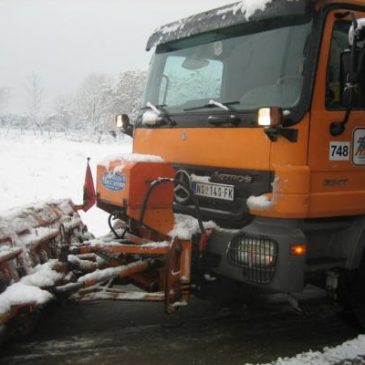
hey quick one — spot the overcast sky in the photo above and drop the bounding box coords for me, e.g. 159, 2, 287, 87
0, 0, 234, 113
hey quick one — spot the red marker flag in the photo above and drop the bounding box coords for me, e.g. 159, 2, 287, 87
82, 158, 96, 212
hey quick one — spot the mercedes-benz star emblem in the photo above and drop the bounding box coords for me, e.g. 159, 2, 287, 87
174, 170, 192, 205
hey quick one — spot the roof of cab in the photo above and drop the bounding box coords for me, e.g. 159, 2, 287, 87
146, 0, 313, 51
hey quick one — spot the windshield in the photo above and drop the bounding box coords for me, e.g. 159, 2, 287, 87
143, 19, 312, 115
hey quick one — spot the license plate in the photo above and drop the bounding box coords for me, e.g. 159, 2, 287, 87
192, 182, 234, 201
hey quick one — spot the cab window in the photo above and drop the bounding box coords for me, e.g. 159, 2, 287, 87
326, 21, 350, 109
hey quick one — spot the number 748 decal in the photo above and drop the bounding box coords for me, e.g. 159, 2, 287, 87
329, 142, 350, 161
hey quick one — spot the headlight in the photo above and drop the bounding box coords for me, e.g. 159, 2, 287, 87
227, 233, 278, 284
227, 234, 277, 268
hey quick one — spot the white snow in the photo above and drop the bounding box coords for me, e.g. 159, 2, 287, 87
168, 214, 217, 240
88, 291, 164, 301
142, 110, 162, 126
0, 258, 64, 315
233, 0, 272, 19
78, 260, 144, 284
247, 194, 272, 210
0, 247, 21, 260
247, 177, 280, 210
160, 20, 185, 35
217, 0, 272, 20
141, 102, 163, 126
191, 174, 211, 183
0, 282, 53, 316
253, 334, 365, 365
67, 254, 96, 271
0, 129, 132, 236
101, 152, 163, 169
18, 227, 59, 247
141, 241, 170, 248
20, 260, 64, 288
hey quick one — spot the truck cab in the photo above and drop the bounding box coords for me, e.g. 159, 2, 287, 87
114, 0, 365, 321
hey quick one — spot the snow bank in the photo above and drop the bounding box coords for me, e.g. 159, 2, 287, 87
169, 214, 217, 240
252, 334, 365, 365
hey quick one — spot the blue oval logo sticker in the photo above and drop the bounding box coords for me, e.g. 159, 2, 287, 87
102, 172, 126, 191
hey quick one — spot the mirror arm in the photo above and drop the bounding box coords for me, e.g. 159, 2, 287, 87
330, 98, 352, 137
123, 125, 134, 138
264, 126, 298, 143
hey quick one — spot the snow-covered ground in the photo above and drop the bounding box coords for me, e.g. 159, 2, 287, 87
1, 127, 365, 364
0, 128, 132, 236
257, 336, 365, 365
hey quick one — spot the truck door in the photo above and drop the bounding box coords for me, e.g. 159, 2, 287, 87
309, 8, 365, 218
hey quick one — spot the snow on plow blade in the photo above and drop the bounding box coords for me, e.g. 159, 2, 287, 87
0, 199, 84, 332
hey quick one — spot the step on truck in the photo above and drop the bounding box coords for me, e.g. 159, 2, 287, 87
2, 0, 365, 334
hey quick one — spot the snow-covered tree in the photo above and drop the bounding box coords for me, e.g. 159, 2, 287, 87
51, 95, 75, 133
75, 73, 115, 137
114, 70, 147, 119
25, 73, 44, 134
0, 87, 10, 115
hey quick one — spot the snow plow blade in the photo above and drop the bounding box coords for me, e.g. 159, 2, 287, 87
0, 199, 85, 333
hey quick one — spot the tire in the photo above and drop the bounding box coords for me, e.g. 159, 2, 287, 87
339, 256, 365, 328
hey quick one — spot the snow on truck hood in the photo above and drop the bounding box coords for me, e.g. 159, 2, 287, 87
146, 0, 311, 51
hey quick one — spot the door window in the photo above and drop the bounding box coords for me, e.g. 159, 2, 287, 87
326, 21, 350, 109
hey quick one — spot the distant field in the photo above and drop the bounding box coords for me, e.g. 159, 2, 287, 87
0, 128, 132, 236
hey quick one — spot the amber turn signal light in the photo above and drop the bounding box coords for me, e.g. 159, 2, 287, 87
290, 244, 307, 256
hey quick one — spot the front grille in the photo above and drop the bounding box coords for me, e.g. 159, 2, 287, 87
227, 233, 278, 284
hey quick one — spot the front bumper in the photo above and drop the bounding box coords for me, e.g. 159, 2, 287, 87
205, 217, 306, 293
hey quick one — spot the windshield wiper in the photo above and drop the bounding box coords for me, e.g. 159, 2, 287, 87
187, 99, 242, 126
184, 100, 240, 111
143, 102, 177, 126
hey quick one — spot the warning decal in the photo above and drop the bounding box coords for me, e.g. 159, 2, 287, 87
353, 129, 365, 166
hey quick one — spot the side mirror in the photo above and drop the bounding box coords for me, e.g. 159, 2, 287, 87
257, 107, 283, 127
258, 107, 298, 143
115, 114, 134, 137
340, 49, 365, 108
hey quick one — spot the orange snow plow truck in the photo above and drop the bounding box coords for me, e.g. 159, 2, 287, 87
3, 0, 365, 333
